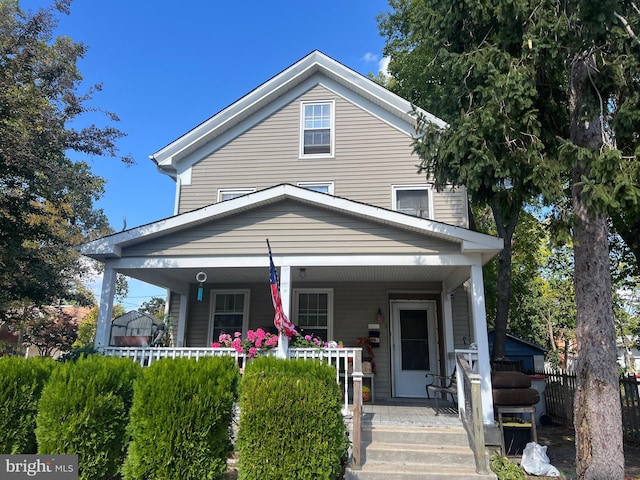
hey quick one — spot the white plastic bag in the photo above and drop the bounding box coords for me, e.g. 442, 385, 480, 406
520, 442, 560, 477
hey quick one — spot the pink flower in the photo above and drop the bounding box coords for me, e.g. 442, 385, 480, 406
211, 342, 221, 348
248, 347, 257, 358
234, 331, 242, 338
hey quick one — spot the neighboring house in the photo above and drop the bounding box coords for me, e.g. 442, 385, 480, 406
80, 51, 502, 423
618, 335, 640, 374
487, 329, 546, 373
110, 311, 164, 347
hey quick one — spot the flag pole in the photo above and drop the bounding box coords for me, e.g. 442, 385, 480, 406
267, 239, 294, 359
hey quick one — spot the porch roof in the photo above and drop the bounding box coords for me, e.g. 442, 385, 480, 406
80, 184, 502, 259
78, 184, 502, 294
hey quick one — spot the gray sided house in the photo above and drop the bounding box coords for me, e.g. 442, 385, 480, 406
80, 51, 503, 423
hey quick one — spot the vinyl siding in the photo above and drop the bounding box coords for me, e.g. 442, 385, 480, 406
451, 286, 472, 349
179, 85, 467, 227
122, 200, 460, 257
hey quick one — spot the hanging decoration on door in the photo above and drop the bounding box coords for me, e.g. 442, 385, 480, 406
195, 271, 207, 301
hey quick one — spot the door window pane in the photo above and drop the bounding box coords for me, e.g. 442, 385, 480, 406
400, 309, 430, 370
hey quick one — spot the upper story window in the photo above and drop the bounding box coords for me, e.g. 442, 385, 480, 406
297, 182, 334, 194
218, 188, 256, 202
300, 101, 334, 157
392, 185, 433, 219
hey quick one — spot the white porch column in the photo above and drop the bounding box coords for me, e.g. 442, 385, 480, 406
442, 292, 455, 373
95, 267, 116, 350
469, 263, 494, 424
176, 293, 188, 347
276, 265, 291, 358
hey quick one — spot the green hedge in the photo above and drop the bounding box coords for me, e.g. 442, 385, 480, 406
0, 357, 55, 454
36, 355, 141, 480
122, 356, 239, 480
237, 357, 349, 480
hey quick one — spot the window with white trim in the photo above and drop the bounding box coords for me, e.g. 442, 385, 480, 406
208, 290, 250, 343
392, 185, 433, 219
218, 188, 256, 202
297, 181, 334, 194
293, 289, 333, 341
300, 101, 334, 157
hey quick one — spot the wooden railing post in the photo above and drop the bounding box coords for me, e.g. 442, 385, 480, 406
470, 374, 487, 474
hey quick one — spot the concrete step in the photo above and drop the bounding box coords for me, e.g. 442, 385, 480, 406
363, 442, 476, 465
345, 462, 488, 480
362, 425, 470, 447
348, 425, 496, 479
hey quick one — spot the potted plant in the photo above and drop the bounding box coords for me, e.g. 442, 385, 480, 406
362, 386, 371, 403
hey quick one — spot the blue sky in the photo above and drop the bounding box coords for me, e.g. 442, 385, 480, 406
21, 0, 391, 310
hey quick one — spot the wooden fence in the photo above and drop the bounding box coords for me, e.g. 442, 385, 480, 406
543, 369, 640, 443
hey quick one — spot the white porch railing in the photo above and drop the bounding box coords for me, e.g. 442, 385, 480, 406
455, 349, 487, 474
101, 346, 365, 468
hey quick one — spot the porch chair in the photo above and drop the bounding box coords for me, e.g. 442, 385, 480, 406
425, 368, 457, 415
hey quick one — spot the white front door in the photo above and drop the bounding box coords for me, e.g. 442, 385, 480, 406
392, 301, 438, 397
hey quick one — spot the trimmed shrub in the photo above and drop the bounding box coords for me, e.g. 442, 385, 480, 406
237, 357, 349, 480
0, 357, 55, 454
36, 355, 140, 480
122, 356, 239, 480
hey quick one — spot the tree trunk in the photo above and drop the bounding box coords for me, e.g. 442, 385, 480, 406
570, 52, 624, 480
489, 200, 519, 360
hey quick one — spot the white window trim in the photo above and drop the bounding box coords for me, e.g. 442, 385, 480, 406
299, 100, 335, 159
207, 289, 251, 343
218, 188, 256, 202
296, 181, 335, 195
392, 184, 434, 219
292, 288, 334, 341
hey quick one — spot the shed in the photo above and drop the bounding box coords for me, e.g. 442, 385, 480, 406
110, 311, 163, 347
488, 330, 546, 373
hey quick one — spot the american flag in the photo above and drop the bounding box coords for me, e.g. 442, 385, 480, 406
268, 242, 297, 337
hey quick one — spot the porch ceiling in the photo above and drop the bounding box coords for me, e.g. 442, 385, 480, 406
117, 264, 461, 291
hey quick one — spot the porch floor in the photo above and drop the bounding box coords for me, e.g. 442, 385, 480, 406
357, 397, 461, 427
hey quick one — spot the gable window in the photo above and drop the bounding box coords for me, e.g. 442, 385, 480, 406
301, 101, 334, 157
392, 185, 433, 219
208, 290, 250, 343
293, 289, 333, 342
297, 181, 334, 194
218, 188, 256, 202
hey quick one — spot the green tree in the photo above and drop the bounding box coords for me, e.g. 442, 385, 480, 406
379, 0, 564, 361
380, 0, 640, 476
139, 296, 166, 320
0, 1, 130, 327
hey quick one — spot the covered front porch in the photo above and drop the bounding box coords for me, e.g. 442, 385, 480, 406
80, 186, 502, 435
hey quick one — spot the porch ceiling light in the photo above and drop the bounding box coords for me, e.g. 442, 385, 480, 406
298, 268, 307, 279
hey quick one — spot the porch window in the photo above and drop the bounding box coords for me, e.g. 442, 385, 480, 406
208, 290, 250, 343
392, 185, 433, 219
293, 289, 333, 341
300, 101, 334, 157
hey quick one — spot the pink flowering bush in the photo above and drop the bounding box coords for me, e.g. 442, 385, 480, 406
290, 332, 329, 349
211, 329, 278, 358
